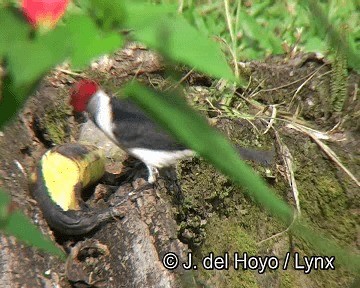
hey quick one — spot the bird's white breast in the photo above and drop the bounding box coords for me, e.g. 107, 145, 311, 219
128, 148, 194, 168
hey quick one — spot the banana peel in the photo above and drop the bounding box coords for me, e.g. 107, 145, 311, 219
30, 143, 124, 235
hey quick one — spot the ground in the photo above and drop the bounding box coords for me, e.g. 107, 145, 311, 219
0, 47, 359, 287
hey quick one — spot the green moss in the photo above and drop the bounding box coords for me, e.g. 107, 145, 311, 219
174, 120, 357, 287
296, 160, 357, 245
331, 49, 348, 112
32, 85, 73, 146
198, 216, 258, 288
42, 103, 72, 145
278, 133, 358, 286
279, 271, 295, 288
176, 151, 289, 287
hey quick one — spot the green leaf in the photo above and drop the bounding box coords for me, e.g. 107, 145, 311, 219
303, 36, 327, 53
1, 14, 122, 128
238, 10, 283, 54
0, 74, 40, 128
0, 189, 65, 259
303, 0, 360, 71
123, 1, 177, 29
2, 26, 69, 128
65, 15, 123, 68
0, 8, 30, 58
8, 39, 67, 86
88, 0, 126, 31
0, 190, 11, 226
1, 20, 71, 127
120, 1, 234, 81
130, 15, 236, 82
123, 82, 360, 273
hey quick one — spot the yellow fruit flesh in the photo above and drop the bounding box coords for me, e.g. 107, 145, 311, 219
41, 145, 105, 211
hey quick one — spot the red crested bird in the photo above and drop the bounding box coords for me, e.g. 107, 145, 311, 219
70, 79, 194, 183
70, 80, 273, 183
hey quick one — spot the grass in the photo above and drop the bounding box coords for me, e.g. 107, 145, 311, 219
155, 0, 359, 66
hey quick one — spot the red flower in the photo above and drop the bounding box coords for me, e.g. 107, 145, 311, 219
21, 0, 70, 29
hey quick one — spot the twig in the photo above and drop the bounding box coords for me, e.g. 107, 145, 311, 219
275, 132, 301, 215
251, 68, 320, 93
205, 98, 223, 116
287, 123, 360, 187
14, 160, 26, 177
178, 0, 184, 13
164, 68, 194, 91
289, 64, 326, 106
235, 89, 267, 110
257, 214, 297, 245
263, 105, 277, 134
56, 68, 84, 77
223, 0, 239, 78
352, 83, 358, 101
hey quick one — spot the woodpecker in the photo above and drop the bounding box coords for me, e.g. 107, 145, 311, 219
70, 80, 273, 183
70, 79, 194, 183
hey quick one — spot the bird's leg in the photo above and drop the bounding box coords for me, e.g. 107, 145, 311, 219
147, 165, 159, 184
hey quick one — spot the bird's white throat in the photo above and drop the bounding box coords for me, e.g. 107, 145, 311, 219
87, 90, 117, 143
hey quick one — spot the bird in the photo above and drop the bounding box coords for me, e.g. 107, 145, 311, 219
70, 79, 195, 183
70, 79, 274, 183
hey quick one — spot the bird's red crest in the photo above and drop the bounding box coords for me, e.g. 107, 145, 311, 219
70, 79, 99, 112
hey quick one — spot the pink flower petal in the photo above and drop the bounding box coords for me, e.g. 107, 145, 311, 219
21, 0, 70, 28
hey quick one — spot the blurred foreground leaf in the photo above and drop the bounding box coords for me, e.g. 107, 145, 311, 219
0, 189, 65, 259
65, 15, 123, 68
124, 2, 237, 82
0, 75, 41, 129
0, 9, 30, 58
0, 8, 122, 128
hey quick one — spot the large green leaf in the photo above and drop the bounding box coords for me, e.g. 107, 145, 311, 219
65, 15, 123, 68
88, 0, 126, 31
0, 75, 40, 129
123, 2, 236, 82
123, 82, 360, 273
0, 11, 122, 128
2, 22, 69, 128
123, 1, 177, 29
0, 9, 30, 58
0, 189, 65, 259
0, 9, 32, 128
7, 35, 68, 86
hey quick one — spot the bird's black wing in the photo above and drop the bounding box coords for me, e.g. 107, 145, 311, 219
110, 97, 187, 151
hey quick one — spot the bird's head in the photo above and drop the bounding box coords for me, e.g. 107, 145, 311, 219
70, 79, 99, 112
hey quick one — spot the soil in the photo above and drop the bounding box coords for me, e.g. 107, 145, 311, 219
0, 46, 359, 287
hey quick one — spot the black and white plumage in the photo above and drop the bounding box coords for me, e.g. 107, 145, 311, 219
70, 80, 194, 183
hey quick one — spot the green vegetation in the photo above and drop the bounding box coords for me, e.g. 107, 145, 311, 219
0, 1, 359, 286
176, 0, 360, 66
0, 188, 65, 259
40, 98, 72, 145
200, 217, 259, 288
